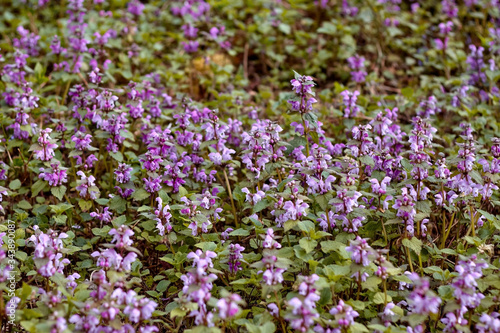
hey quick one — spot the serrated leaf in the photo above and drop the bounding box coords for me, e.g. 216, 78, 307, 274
79, 200, 92, 212
51, 185, 67, 201
321, 240, 349, 258
133, 189, 150, 201
402, 237, 422, 255
252, 199, 269, 213
109, 151, 123, 162
373, 291, 390, 304
359, 155, 374, 167
299, 238, 317, 253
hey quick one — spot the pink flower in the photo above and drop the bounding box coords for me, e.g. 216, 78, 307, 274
217, 294, 242, 319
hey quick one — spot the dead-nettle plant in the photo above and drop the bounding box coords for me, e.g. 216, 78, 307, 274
0, 0, 500, 333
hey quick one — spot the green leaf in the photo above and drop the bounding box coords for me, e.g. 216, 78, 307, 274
298, 220, 315, 233
260, 322, 276, 333
402, 237, 422, 255
51, 185, 67, 201
278, 23, 291, 35
324, 264, 350, 280
401, 87, 414, 99
233, 185, 245, 202
284, 220, 298, 232
231, 278, 250, 285
156, 280, 170, 293
350, 323, 369, 333
373, 292, 390, 304
415, 200, 431, 214
245, 322, 276, 333
317, 287, 332, 307
170, 307, 187, 318
79, 200, 92, 212
133, 188, 151, 201
253, 199, 269, 213
109, 195, 127, 214
315, 194, 329, 211
112, 215, 127, 227
321, 241, 349, 258
92, 226, 112, 237
15, 251, 28, 261
9, 179, 21, 190
109, 151, 124, 162
317, 22, 337, 35
17, 200, 32, 210
299, 238, 317, 253
32, 179, 46, 196
478, 209, 497, 222
229, 228, 250, 237
195, 242, 217, 251
362, 276, 382, 289
359, 155, 374, 167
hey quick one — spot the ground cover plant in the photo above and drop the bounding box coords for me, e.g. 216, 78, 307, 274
1, 0, 500, 332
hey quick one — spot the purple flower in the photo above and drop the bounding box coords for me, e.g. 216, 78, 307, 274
90, 207, 113, 224
342, 0, 359, 16
128, 0, 145, 16
76, 171, 99, 199
39, 163, 68, 187
28, 227, 69, 277
268, 303, 279, 317
406, 273, 442, 315
96, 90, 119, 111
329, 299, 359, 327
346, 236, 372, 267
452, 255, 488, 310
155, 197, 172, 236
217, 294, 242, 320
477, 312, 500, 333
262, 228, 282, 249
318, 211, 336, 231
466, 45, 487, 85
287, 297, 319, 332
34, 128, 58, 161
143, 176, 162, 193
71, 131, 92, 150
182, 41, 199, 53
288, 73, 317, 114
262, 266, 285, 285
242, 187, 266, 204
123, 297, 157, 323
370, 176, 391, 195
13, 26, 40, 56
109, 225, 134, 248
347, 55, 367, 82
181, 250, 218, 326
340, 90, 360, 118
228, 243, 245, 274
114, 163, 133, 183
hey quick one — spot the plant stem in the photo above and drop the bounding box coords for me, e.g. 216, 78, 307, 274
274, 290, 288, 333
470, 204, 476, 237
223, 168, 239, 228
300, 113, 310, 157
418, 253, 424, 277
441, 212, 456, 249
383, 279, 387, 306
406, 246, 414, 273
